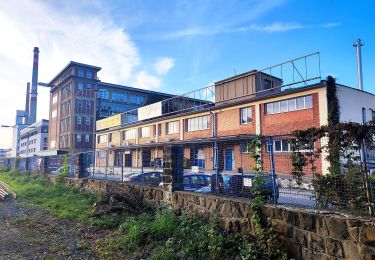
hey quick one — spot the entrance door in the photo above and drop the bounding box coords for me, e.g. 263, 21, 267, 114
124, 152, 132, 167
225, 149, 234, 171
142, 149, 151, 167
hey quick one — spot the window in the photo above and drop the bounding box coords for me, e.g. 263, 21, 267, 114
52, 94, 58, 104
125, 129, 136, 140
78, 82, 83, 91
240, 141, 252, 154
78, 69, 84, 77
129, 95, 138, 104
98, 151, 106, 158
76, 134, 81, 142
97, 89, 110, 99
86, 117, 90, 125
265, 95, 313, 115
274, 140, 289, 152
108, 133, 112, 142
51, 109, 57, 118
112, 92, 128, 103
86, 101, 91, 110
98, 135, 107, 144
187, 115, 210, 132
85, 134, 90, 142
77, 116, 82, 125
87, 71, 92, 78
372, 110, 375, 121
77, 100, 82, 110
240, 107, 252, 124
263, 79, 273, 90
137, 96, 144, 104
140, 127, 150, 138
87, 83, 91, 90
166, 121, 179, 134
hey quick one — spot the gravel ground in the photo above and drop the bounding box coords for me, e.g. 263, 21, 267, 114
0, 199, 107, 260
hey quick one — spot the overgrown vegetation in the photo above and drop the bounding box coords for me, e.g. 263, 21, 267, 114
289, 122, 375, 213
0, 170, 289, 259
0, 170, 96, 221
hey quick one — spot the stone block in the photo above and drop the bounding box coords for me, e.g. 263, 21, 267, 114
294, 228, 309, 247
359, 222, 375, 246
271, 219, 289, 236
282, 210, 300, 226
308, 232, 326, 253
357, 244, 375, 260
325, 237, 344, 258
220, 201, 233, 218
302, 248, 331, 260
325, 216, 349, 240
316, 216, 330, 237
341, 240, 360, 259
298, 212, 316, 231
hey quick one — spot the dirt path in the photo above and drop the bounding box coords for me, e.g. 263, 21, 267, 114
0, 199, 106, 259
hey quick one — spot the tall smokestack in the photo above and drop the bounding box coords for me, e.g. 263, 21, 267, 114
353, 39, 364, 91
29, 47, 39, 124
25, 82, 30, 125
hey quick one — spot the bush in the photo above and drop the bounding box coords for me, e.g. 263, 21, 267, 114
313, 169, 368, 212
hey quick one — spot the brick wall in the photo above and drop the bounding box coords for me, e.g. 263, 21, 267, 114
217, 106, 256, 137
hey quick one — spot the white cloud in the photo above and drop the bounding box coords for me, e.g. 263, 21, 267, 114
154, 57, 175, 74
0, 0, 142, 148
134, 71, 161, 89
246, 22, 303, 32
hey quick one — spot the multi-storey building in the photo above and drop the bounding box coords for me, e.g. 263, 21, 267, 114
47, 61, 173, 153
19, 119, 49, 155
95, 69, 375, 176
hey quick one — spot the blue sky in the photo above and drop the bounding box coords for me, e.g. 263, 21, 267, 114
0, 0, 374, 147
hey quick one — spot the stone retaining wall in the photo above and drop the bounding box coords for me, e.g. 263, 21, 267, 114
64, 178, 375, 259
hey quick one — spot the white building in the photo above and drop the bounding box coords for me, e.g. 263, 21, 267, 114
19, 119, 49, 156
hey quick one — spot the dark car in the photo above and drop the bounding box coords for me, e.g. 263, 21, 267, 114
210, 173, 279, 201
183, 174, 211, 191
150, 158, 163, 168
128, 171, 163, 186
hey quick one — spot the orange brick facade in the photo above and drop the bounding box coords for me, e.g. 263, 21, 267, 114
96, 85, 327, 176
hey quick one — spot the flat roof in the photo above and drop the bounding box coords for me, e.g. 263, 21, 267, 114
98, 82, 175, 97
97, 81, 326, 133
48, 61, 101, 85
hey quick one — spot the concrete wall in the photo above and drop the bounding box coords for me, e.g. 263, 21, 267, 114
337, 85, 375, 124
65, 178, 375, 260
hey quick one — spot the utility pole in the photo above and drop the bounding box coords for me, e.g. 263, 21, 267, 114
353, 39, 364, 91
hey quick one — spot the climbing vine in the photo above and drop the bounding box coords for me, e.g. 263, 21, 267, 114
246, 135, 287, 259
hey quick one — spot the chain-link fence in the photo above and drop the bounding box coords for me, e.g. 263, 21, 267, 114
88, 131, 375, 216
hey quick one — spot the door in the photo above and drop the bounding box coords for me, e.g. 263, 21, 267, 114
225, 149, 234, 171
124, 151, 132, 167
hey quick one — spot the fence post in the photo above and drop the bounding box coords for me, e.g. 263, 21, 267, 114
361, 140, 374, 216
105, 149, 108, 180
268, 136, 278, 204
121, 151, 124, 182
214, 141, 219, 195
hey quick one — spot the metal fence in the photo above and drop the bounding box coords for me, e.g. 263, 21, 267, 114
87, 133, 375, 216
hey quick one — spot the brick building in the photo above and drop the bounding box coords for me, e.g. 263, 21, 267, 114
47, 61, 173, 154
94, 68, 375, 177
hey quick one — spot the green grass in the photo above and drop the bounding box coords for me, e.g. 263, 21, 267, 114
0, 170, 96, 221
0, 170, 289, 259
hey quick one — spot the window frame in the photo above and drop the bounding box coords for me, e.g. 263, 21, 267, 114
240, 107, 252, 125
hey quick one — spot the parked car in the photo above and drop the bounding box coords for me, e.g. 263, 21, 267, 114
215, 173, 279, 201
127, 171, 163, 186
150, 158, 163, 168
183, 174, 211, 191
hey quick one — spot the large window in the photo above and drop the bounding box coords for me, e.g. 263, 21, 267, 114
87, 71, 93, 78
112, 92, 128, 103
98, 135, 107, 144
97, 89, 110, 99
76, 134, 81, 142
166, 121, 179, 134
86, 117, 90, 125
78, 69, 84, 77
265, 95, 313, 115
85, 134, 90, 142
140, 127, 150, 138
129, 95, 144, 104
78, 82, 83, 91
124, 129, 136, 140
187, 115, 210, 132
240, 107, 252, 124
77, 116, 82, 125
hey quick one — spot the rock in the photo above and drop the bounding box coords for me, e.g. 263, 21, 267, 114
325, 237, 344, 258
325, 216, 349, 240
359, 222, 375, 246
309, 232, 325, 253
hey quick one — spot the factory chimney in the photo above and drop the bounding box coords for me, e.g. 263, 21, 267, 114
353, 39, 364, 91
25, 82, 30, 125
29, 47, 39, 124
